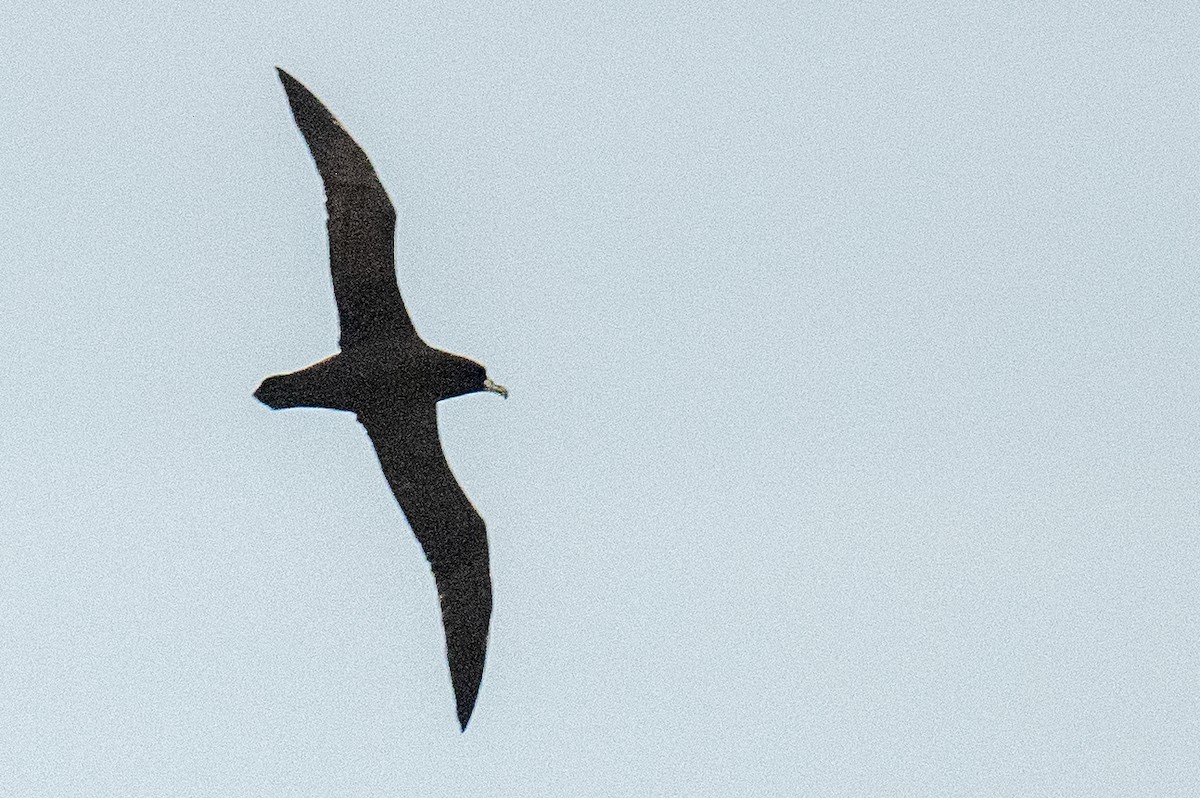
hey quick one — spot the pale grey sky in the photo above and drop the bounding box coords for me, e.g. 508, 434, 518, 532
2, 2, 1198, 795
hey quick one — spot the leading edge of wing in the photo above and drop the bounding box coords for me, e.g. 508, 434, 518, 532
357, 403, 493, 730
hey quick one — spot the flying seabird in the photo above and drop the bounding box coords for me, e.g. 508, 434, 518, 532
255, 68, 507, 731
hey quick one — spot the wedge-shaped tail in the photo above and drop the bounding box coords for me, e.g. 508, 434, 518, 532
254, 355, 352, 411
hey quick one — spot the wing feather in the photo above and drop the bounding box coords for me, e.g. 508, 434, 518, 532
277, 69, 419, 348
357, 402, 492, 730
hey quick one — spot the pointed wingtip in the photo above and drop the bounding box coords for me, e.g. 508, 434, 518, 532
457, 700, 476, 732
275, 67, 302, 94
273, 68, 335, 130
436, 558, 490, 735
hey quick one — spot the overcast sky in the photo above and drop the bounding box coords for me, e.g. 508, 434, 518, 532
3, 2, 1198, 795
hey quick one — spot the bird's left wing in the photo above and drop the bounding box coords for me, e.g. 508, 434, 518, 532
356, 401, 492, 731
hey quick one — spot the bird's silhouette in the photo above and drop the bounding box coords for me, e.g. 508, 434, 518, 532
255, 68, 507, 731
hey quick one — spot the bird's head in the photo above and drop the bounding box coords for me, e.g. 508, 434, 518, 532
440, 354, 508, 401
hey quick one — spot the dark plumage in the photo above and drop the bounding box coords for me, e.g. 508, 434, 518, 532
256, 68, 507, 731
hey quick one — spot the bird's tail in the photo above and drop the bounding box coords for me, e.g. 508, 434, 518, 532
253, 374, 308, 409
254, 355, 351, 411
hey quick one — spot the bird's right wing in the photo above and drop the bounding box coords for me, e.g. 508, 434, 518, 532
277, 69, 420, 348
357, 402, 492, 731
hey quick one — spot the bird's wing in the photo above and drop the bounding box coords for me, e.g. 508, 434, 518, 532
357, 401, 492, 731
277, 68, 419, 348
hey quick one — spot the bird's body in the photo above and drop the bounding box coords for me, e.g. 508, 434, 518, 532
256, 343, 487, 411
256, 68, 506, 731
